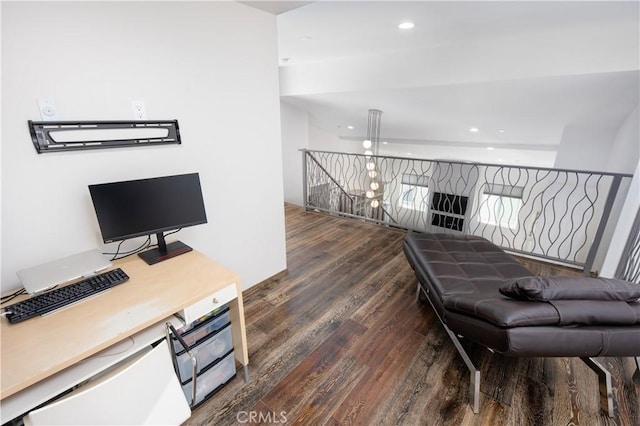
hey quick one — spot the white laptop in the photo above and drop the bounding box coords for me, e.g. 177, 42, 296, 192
17, 249, 112, 295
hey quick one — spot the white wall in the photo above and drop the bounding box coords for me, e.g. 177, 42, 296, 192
1, 2, 286, 292
568, 106, 640, 272
308, 122, 361, 153
554, 125, 618, 171
607, 104, 640, 174
376, 142, 557, 168
280, 100, 308, 206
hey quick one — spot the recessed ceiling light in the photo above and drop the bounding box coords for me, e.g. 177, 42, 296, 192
347, 125, 354, 130
498, 129, 505, 133
398, 22, 415, 30
487, 147, 494, 150
407, 152, 412, 156
469, 127, 479, 133
382, 141, 388, 145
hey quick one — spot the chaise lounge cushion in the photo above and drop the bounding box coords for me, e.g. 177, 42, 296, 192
499, 276, 640, 302
444, 293, 640, 327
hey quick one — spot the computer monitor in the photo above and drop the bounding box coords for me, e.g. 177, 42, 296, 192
89, 173, 208, 265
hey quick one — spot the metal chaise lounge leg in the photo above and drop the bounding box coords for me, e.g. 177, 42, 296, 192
580, 357, 614, 418
417, 283, 480, 413
444, 325, 481, 413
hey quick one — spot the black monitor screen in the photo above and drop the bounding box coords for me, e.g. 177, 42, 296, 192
89, 173, 208, 243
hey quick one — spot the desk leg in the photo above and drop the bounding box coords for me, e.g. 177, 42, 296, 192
229, 293, 249, 374
243, 364, 250, 383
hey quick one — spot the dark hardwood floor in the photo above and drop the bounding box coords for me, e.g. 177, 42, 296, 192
184, 204, 639, 426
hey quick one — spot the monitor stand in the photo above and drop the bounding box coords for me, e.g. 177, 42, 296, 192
138, 234, 193, 265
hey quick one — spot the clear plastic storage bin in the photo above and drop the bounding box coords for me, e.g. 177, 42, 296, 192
174, 309, 230, 348
174, 323, 233, 382
177, 305, 229, 335
181, 350, 236, 407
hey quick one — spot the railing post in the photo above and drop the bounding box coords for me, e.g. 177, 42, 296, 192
615, 208, 640, 282
583, 175, 623, 276
302, 149, 308, 211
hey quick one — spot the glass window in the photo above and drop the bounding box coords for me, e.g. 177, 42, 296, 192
478, 193, 522, 229
399, 184, 429, 211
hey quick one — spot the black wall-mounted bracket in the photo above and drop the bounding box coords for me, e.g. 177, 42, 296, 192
28, 120, 181, 154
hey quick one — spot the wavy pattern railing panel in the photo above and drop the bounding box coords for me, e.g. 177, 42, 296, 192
303, 150, 632, 272
466, 167, 612, 265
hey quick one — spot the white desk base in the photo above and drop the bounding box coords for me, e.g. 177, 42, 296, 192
1, 316, 183, 424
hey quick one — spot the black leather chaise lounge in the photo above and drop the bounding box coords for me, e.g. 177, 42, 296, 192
403, 231, 640, 416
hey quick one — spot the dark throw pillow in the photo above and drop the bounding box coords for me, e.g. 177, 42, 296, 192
499, 276, 640, 302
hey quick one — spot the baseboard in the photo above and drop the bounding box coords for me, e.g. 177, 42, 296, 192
243, 269, 288, 296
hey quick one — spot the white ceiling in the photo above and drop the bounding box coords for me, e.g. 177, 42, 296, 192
240, 1, 312, 15
275, 1, 640, 165
278, 1, 638, 63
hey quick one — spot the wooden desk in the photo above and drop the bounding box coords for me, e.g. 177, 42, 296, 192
0, 249, 248, 405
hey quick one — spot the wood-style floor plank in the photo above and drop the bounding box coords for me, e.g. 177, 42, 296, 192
331, 328, 425, 425
261, 319, 367, 415
183, 204, 639, 426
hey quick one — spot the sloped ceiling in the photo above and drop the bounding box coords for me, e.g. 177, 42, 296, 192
277, 1, 640, 165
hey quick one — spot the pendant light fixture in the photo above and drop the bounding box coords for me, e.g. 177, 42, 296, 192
363, 109, 382, 208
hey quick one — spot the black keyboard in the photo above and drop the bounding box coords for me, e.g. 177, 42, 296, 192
4, 268, 129, 324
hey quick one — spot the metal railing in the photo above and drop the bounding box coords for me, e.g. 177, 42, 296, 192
616, 209, 640, 283
302, 149, 634, 274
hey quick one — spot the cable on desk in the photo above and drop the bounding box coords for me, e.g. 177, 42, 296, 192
103, 229, 183, 261
1, 288, 26, 305
104, 236, 151, 261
